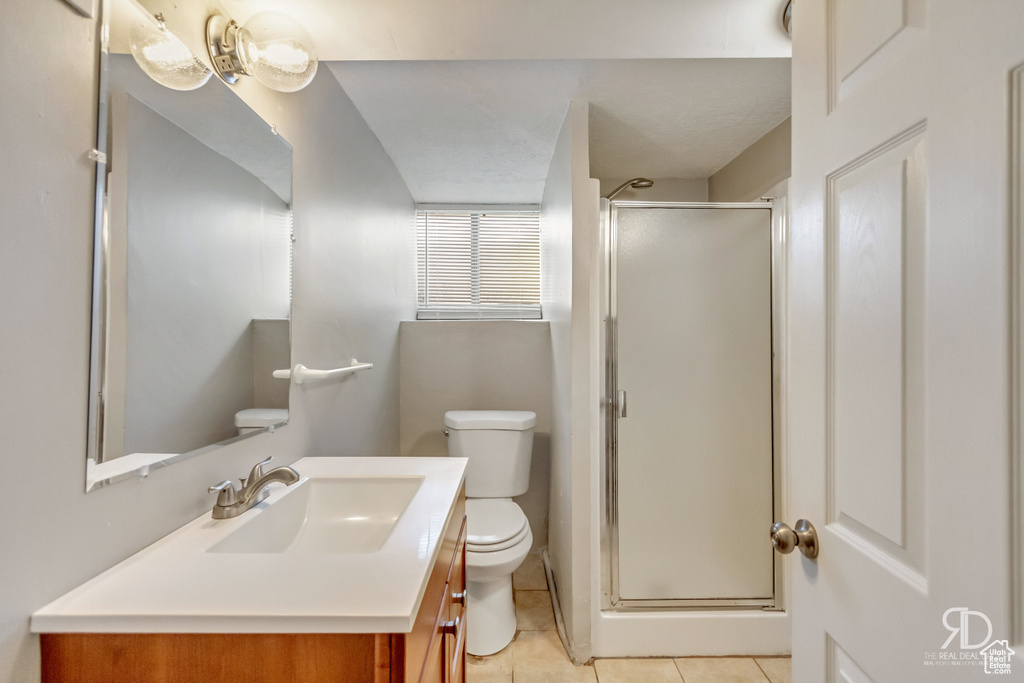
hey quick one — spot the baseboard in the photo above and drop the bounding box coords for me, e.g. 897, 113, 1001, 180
540, 548, 589, 665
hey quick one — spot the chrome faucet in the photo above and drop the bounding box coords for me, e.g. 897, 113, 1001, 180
208, 456, 300, 520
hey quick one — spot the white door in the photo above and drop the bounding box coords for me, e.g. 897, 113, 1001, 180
788, 2, 1024, 681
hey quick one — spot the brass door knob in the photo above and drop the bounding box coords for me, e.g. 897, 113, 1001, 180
771, 519, 818, 559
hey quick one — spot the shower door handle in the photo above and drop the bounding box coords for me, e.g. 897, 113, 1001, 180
617, 390, 627, 418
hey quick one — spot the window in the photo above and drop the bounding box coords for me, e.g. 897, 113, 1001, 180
416, 209, 541, 319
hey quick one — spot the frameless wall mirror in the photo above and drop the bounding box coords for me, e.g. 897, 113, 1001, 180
86, 0, 293, 491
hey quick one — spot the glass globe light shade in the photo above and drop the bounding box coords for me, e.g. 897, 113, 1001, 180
129, 16, 211, 91
235, 12, 318, 93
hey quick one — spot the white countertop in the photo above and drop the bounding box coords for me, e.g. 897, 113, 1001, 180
32, 456, 467, 634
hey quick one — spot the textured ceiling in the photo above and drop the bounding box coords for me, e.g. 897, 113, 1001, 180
327, 61, 584, 204
582, 60, 791, 180
327, 59, 791, 204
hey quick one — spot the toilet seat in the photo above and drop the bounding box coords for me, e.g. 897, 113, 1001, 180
468, 525, 530, 553
465, 526, 534, 580
466, 499, 528, 553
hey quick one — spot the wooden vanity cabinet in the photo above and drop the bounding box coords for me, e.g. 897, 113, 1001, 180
40, 491, 467, 683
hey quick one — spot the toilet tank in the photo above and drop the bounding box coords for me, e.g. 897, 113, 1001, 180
445, 410, 536, 498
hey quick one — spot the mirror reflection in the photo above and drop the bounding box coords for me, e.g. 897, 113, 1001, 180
88, 0, 292, 489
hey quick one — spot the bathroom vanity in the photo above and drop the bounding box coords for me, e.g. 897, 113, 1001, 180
33, 457, 467, 683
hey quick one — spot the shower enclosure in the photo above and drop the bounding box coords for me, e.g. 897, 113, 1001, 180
603, 201, 779, 612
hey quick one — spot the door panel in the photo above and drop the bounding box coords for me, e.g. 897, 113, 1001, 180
827, 0, 926, 110
828, 128, 927, 573
613, 205, 774, 603
827, 635, 876, 683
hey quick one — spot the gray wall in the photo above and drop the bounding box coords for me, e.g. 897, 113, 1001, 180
542, 101, 600, 661
288, 72, 416, 459
708, 117, 791, 202
0, 2, 414, 679
252, 319, 291, 409
120, 94, 291, 455
543, 108, 575, 644
398, 320, 552, 551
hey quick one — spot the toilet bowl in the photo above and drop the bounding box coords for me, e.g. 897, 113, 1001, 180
445, 410, 536, 656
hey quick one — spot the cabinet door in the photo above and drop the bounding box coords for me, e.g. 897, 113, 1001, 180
418, 594, 447, 683
445, 522, 467, 683
419, 517, 466, 683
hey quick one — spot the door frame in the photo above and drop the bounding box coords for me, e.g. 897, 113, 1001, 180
599, 199, 790, 612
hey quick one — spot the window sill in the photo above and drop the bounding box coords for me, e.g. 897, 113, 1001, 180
416, 306, 542, 321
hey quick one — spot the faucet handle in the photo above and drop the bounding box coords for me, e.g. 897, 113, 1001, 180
208, 480, 238, 507
245, 456, 274, 487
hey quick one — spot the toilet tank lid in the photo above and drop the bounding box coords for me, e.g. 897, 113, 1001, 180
235, 408, 289, 428
444, 410, 536, 430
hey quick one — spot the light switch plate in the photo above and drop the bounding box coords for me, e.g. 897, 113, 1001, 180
62, 0, 96, 18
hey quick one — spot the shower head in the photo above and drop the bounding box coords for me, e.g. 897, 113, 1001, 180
604, 178, 655, 200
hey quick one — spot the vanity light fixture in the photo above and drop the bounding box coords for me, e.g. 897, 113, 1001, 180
206, 12, 318, 93
129, 12, 211, 91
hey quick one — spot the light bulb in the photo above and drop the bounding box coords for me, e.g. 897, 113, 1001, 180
236, 12, 318, 93
129, 14, 211, 91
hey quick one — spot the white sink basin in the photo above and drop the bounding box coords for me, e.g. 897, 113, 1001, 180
208, 475, 425, 554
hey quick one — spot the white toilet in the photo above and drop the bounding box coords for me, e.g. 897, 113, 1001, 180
234, 408, 289, 436
445, 410, 536, 656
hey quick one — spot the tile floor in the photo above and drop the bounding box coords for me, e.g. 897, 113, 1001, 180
466, 554, 792, 683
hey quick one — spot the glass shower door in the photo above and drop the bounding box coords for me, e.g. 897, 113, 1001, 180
609, 203, 775, 607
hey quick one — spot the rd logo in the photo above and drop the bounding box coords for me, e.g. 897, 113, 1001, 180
941, 607, 993, 651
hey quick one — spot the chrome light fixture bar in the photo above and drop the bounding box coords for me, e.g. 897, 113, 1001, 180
206, 14, 245, 85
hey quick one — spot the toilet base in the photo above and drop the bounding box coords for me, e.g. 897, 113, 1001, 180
464, 525, 533, 656
466, 574, 517, 656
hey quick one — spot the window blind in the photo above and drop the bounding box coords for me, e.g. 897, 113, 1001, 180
416, 210, 541, 320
